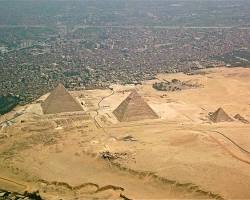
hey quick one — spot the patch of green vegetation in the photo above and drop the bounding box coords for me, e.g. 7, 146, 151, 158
0, 95, 20, 115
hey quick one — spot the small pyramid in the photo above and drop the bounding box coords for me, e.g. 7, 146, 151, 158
234, 114, 249, 124
42, 84, 83, 114
113, 90, 158, 122
209, 107, 233, 123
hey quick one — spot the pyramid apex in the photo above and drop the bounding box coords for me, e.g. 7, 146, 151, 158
55, 83, 66, 89
127, 90, 140, 98
130, 89, 138, 94
217, 107, 224, 111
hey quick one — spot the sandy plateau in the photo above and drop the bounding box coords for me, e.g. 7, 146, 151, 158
0, 67, 250, 199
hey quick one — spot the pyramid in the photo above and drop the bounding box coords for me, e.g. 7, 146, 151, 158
209, 107, 233, 123
42, 84, 83, 114
234, 114, 249, 124
113, 90, 158, 122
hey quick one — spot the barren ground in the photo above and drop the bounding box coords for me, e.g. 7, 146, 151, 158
0, 67, 250, 199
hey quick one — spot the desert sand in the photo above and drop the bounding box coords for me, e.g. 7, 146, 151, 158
0, 67, 250, 199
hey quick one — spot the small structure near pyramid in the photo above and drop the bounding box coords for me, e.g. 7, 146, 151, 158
113, 90, 158, 122
234, 114, 249, 124
209, 107, 233, 123
42, 84, 83, 114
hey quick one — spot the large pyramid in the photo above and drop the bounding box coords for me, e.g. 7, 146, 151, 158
42, 84, 83, 114
209, 107, 233, 123
113, 90, 158, 122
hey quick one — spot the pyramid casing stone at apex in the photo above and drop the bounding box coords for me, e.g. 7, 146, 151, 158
42, 84, 83, 114
113, 90, 158, 122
